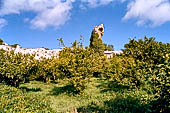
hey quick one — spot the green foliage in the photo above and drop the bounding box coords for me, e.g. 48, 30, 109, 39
150, 54, 170, 112
31, 58, 58, 82
9, 44, 20, 48
121, 37, 170, 112
0, 50, 35, 87
14, 79, 154, 113
104, 43, 114, 51
57, 45, 97, 93
123, 36, 170, 65
107, 56, 147, 88
0, 49, 59, 86
89, 33, 105, 56
57, 38, 65, 47
119, 37, 170, 88
0, 84, 54, 112
0, 38, 3, 45
1, 35, 170, 112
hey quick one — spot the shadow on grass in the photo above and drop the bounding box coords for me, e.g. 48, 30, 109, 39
50, 84, 77, 96
78, 96, 152, 113
97, 80, 129, 93
20, 86, 41, 92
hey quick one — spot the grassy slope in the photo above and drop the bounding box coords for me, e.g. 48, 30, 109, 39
0, 84, 54, 112
14, 78, 154, 113
0, 78, 156, 113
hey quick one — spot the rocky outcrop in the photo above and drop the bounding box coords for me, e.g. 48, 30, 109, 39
92, 24, 104, 39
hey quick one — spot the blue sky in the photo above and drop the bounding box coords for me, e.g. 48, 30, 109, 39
0, 0, 170, 50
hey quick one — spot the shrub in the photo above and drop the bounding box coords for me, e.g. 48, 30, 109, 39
120, 37, 170, 112
123, 36, 170, 65
0, 50, 35, 87
33, 57, 58, 82
119, 37, 170, 89
151, 54, 170, 112
108, 56, 147, 88
57, 46, 98, 93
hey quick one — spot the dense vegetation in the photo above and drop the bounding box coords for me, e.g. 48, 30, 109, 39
0, 36, 170, 112
104, 43, 114, 51
0, 38, 3, 45
0, 84, 54, 112
89, 33, 105, 56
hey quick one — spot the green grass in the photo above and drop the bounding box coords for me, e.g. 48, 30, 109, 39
1, 78, 155, 113
0, 83, 54, 113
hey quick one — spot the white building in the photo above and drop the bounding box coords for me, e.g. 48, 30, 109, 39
104, 51, 123, 58
0, 44, 61, 60
0, 44, 123, 59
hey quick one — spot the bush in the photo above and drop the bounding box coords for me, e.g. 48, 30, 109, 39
151, 54, 170, 112
120, 37, 170, 112
57, 46, 98, 93
118, 37, 170, 89
107, 56, 148, 88
32, 57, 58, 82
123, 36, 170, 65
0, 50, 35, 87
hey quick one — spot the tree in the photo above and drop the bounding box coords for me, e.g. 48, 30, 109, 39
57, 38, 65, 47
104, 43, 114, 51
89, 33, 105, 56
0, 38, 3, 45
10, 44, 20, 48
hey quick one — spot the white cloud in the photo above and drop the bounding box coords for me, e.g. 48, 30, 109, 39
0, 18, 7, 28
123, 0, 170, 26
79, 4, 87, 10
80, 0, 114, 8
80, 0, 98, 8
2, 0, 169, 29
100, 0, 114, 5
121, 0, 127, 3
24, 18, 30, 23
0, 0, 75, 29
30, 1, 74, 29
